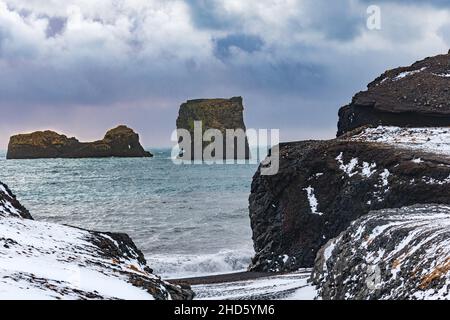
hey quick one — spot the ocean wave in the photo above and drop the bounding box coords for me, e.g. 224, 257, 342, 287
146, 248, 255, 279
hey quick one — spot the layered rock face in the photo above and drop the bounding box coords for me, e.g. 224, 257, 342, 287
0, 181, 193, 300
7, 125, 152, 159
176, 97, 250, 160
312, 204, 450, 300
249, 134, 450, 272
338, 53, 450, 136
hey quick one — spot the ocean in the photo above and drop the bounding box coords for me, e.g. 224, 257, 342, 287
0, 149, 259, 279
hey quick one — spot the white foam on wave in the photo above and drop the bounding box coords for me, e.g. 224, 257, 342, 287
147, 248, 255, 279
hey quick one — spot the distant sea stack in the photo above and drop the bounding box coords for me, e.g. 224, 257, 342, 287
338, 52, 450, 136
7, 125, 153, 159
176, 97, 250, 160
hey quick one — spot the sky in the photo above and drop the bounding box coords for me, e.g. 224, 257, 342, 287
1, 0, 450, 148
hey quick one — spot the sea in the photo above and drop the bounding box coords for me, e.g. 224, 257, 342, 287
0, 149, 260, 279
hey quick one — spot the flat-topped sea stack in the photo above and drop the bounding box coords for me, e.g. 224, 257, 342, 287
7, 125, 152, 159
338, 52, 450, 136
176, 97, 250, 160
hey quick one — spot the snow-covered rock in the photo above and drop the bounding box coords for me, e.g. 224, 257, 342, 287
192, 270, 316, 300
0, 181, 193, 300
312, 204, 450, 300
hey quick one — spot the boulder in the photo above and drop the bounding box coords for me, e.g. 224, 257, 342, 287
248, 129, 450, 272
338, 53, 450, 136
176, 97, 250, 160
312, 204, 450, 300
0, 182, 32, 219
0, 181, 193, 300
6, 125, 152, 159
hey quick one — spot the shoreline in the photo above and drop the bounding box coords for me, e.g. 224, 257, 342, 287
167, 271, 274, 286
170, 270, 316, 300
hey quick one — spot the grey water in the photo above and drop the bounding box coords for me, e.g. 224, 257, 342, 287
0, 149, 259, 278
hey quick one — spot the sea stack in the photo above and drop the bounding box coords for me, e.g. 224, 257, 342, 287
6, 125, 152, 159
176, 97, 250, 160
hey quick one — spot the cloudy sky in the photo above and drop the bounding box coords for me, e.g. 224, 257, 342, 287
0, 0, 449, 148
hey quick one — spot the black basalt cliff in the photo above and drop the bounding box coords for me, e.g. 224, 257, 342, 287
249, 138, 450, 272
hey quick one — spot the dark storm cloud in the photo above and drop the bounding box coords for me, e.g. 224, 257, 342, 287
45, 16, 67, 38
213, 34, 264, 60
360, 0, 450, 7
184, 0, 239, 30
296, 1, 365, 41
230, 60, 329, 95
186, 0, 365, 41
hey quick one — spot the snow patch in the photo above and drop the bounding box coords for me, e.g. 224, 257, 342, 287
336, 153, 359, 177
380, 169, 390, 187
394, 67, 427, 81
362, 162, 377, 177
336, 153, 377, 178
433, 72, 450, 78
349, 126, 450, 156
422, 174, 450, 185
303, 186, 323, 216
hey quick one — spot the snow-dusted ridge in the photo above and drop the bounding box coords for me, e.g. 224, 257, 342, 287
393, 67, 427, 81
348, 126, 450, 156
0, 181, 193, 300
